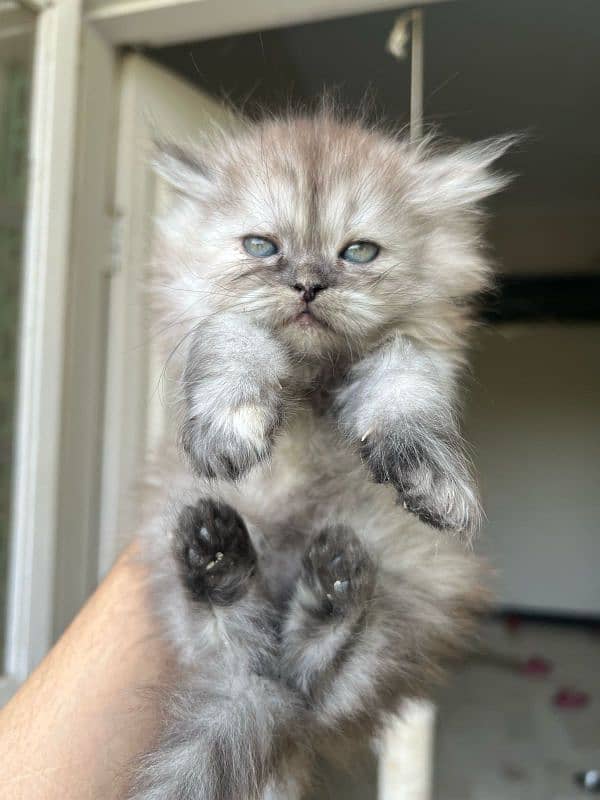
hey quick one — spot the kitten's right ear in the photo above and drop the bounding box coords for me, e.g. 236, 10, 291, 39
153, 139, 213, 199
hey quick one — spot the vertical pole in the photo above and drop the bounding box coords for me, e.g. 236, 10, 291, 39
410, 8, 424, 142
378, 700, 437, 800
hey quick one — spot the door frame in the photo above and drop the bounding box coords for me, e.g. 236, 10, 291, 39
1, 0, 81, 702
85, 0, 444, 47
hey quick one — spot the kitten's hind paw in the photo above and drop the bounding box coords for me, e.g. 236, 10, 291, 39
300, 526, 375, 619
172, 499, 256, 605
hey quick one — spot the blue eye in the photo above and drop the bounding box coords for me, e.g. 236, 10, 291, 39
340, 241, 379, 264
243, 236, 278, 258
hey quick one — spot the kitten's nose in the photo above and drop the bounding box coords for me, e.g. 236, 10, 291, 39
292, 282, 326, 303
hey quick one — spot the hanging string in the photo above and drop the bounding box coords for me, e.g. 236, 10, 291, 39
386, 9, 424, 143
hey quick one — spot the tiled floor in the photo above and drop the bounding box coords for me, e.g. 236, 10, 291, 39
434, 618, 600, 800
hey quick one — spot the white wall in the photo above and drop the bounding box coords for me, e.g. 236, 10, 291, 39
465, 323, 600, 615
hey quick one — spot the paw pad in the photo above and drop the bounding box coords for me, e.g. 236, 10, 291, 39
173, 499, 256, 605
302, 526, 375, 618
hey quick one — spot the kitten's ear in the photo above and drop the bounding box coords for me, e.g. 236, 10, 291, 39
153, 139, 213, 198
410, 135, 519, 212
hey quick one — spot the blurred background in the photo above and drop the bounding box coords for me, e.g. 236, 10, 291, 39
1, 0, 599, 797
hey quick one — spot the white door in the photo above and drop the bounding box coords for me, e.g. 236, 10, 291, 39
98, 54, 234, 574
467, 324, 600, 615
101, 36, 421, 570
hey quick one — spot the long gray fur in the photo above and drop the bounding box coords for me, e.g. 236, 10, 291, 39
131, 111, 513, 799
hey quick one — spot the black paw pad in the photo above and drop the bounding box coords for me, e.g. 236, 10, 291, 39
301, 526, 375, 618
173, 499, 256, 605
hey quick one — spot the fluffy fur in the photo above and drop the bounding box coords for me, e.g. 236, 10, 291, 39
131, 111, 511, 799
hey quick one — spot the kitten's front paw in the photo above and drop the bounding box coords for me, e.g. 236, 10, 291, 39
181, 400, 284, 481
361, 430, 481, 536
172, 499, 256, 604
300, 526, 375, 619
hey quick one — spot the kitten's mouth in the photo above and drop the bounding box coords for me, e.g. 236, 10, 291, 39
289, 307, 327, 329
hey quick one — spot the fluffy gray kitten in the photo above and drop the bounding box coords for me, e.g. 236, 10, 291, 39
132, 112, 511, 800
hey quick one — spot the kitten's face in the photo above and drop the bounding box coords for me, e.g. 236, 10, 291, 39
157, 117, 509, 358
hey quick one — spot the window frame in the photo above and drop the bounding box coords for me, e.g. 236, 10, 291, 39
1, 0, 82, 702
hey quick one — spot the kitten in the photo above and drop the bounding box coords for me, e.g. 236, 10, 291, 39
131, 112, 512, 800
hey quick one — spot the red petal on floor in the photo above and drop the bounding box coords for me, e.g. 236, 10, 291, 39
520, 656, 553, 676
553, 687, 590, 709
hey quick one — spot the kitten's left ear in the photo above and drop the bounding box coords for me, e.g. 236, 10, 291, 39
153, 139, 213, 199
409, 135, 519, 212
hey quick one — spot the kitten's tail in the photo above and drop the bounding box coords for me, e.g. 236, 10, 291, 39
131, 674, 306, 800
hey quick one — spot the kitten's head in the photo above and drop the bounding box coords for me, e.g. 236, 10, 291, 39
155, 114, 512, 358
